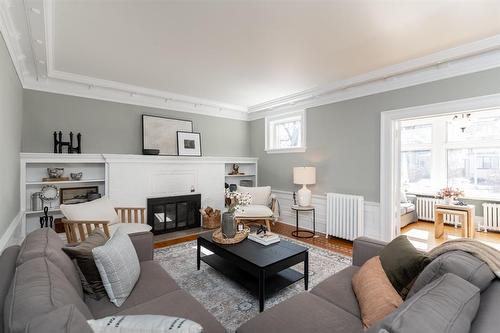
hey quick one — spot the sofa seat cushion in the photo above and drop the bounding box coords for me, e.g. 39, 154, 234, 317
25, 304, 93, 333
471, 280, 500, 333
5, 257, 93, 333
237, 292, 363, 333
85, 261, 180, 318
310, 266, 361, 318
235, 205, 273, 218
16, 228, 83, 297
400, 203, 415, 215
115, 289, 225, 333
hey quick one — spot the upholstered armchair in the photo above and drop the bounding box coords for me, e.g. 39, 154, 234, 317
60, 197, 151, 243
234, 186, 279, 231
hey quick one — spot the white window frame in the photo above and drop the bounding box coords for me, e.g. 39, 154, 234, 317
401, 114, 500, 200
265, 110, 306, 154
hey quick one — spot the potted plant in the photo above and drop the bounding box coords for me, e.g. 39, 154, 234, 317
437, 187, 464, 204
222, 189, 252, 238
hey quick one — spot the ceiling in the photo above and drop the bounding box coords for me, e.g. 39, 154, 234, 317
2, 0, 500, 119
52, 0, 500, 107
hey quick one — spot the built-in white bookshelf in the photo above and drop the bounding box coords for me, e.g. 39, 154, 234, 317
224, 162, 257, 188
20, 153, 107, 234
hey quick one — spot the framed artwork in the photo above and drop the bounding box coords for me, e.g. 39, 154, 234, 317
177, 131, 202, 156
142, 115, 193, 155
59, 186, 99, 204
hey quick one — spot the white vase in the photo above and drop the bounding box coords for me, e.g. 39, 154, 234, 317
444, 197, 452, 205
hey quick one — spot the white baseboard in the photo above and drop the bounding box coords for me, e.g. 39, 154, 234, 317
0, 211, 23, 252
272, 190, 381, 240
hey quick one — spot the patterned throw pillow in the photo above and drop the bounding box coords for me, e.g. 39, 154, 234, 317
92, 228, 140, 306
379, 235, 430, 298
352, 256, 403, 328
62, 229, 109, 300
87, 315, 203, 333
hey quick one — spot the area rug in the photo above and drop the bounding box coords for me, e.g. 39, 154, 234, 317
154, 237, 351, 332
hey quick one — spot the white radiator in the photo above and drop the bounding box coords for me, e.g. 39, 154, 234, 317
326, 193, 364, 241
482, 203, 500, 231
416, 197, 461, 225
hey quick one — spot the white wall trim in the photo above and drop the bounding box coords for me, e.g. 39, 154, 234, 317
380, 93, 500, 242
1, 1, 500, 121
272, 190, 381, 240
0, 211, 23, 252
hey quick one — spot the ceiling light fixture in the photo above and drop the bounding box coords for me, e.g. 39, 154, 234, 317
452, 113, 472, 133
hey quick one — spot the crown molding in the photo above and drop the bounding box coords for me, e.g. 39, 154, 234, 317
1, 0, 500, 122
247, 34, 500, 120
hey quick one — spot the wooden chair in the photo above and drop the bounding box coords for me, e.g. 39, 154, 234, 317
235, 197, 278, 231
63, 207, 146, 243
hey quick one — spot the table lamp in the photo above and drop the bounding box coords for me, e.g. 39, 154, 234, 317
293, 167, 316, 206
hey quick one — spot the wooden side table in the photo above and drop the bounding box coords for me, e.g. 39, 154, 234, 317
291, 205, 316, 238
434, 204, 475, 239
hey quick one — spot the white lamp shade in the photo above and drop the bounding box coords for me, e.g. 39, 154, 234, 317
293, 167, 316, 185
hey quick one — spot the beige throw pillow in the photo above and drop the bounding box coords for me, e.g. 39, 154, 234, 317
352, 256, 403, 329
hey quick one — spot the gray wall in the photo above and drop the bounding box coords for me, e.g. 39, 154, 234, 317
23, 90, 250, 156
250, 67, 500, 206
0, 33, 23, 236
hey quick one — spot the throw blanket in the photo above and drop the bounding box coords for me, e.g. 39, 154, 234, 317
428, 238, 500, 278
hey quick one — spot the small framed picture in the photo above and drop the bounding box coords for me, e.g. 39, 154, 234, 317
60, 186, 99, 204
177, 131, 202, 156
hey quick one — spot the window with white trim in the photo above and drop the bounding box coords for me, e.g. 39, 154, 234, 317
265, 111, 306, 153
400, 110, 500, 200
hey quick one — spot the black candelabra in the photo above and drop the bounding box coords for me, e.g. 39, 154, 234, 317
53, 131, 82, 154
39, 206, 54, 228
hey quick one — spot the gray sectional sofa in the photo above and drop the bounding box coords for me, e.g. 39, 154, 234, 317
237, 237, 500, 333
0, 228, 225, 333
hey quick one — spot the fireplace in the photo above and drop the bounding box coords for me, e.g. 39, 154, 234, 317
147, 194, 201, 235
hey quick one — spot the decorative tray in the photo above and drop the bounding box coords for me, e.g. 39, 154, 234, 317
212, 227, 250, 245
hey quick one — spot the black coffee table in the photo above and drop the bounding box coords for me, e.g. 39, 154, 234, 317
197, 231, 308, 312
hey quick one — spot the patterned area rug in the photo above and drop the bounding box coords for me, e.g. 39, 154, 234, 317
154, 237, 351, 332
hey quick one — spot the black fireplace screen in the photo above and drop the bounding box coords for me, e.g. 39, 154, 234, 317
147, 194, 201, 234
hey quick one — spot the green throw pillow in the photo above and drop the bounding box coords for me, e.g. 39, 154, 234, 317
62, 229, 109, 300
379, 235, 430, 298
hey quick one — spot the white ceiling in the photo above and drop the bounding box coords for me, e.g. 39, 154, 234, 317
51, 0, 500, 108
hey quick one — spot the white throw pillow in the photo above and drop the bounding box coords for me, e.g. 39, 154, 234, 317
60, 197, 121, 225
87, 315, 202, 333
235, 205, 273, 218
237, 186, 271, 206
92, 229, 140, 307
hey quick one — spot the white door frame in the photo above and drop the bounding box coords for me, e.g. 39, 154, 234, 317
380, 93, 500, 241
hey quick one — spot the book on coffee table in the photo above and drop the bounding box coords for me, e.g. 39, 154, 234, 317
248, 231, 280, 246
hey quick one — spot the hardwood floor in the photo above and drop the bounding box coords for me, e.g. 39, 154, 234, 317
401, 220, 500, 252
154, 221, 354, 256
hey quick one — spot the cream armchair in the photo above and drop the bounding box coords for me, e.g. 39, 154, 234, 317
234, 186, 279, 231
60, 197, 151, 243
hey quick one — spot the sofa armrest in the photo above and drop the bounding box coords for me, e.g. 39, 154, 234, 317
352, 237, 387, 267
129, 231, 154, 261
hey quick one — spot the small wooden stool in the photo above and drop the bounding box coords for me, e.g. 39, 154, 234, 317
434, 204, 475, 239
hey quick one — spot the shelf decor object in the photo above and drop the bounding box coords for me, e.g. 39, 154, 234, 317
293, 167, 316, 206
53, 131, 82, 154
177, 131, 202, 156
39, 185, 59, 208
142, 115, 193, 156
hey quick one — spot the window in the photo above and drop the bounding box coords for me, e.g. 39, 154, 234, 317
265, 111, 306, 153
400, 110, 500, 200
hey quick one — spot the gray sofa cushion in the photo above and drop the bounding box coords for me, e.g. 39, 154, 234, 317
237, 292, 363, 333
0, 246, 20, 333
368, 273, 480, 333
116, 289, 226, 333
471, 280, 500, 333
310, 266, 361, 318
407, 250, 495, 298
25, 304, 93, 333
16, 228, 83, 297
85, 260, 180, 318
4, 257, 93, 333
